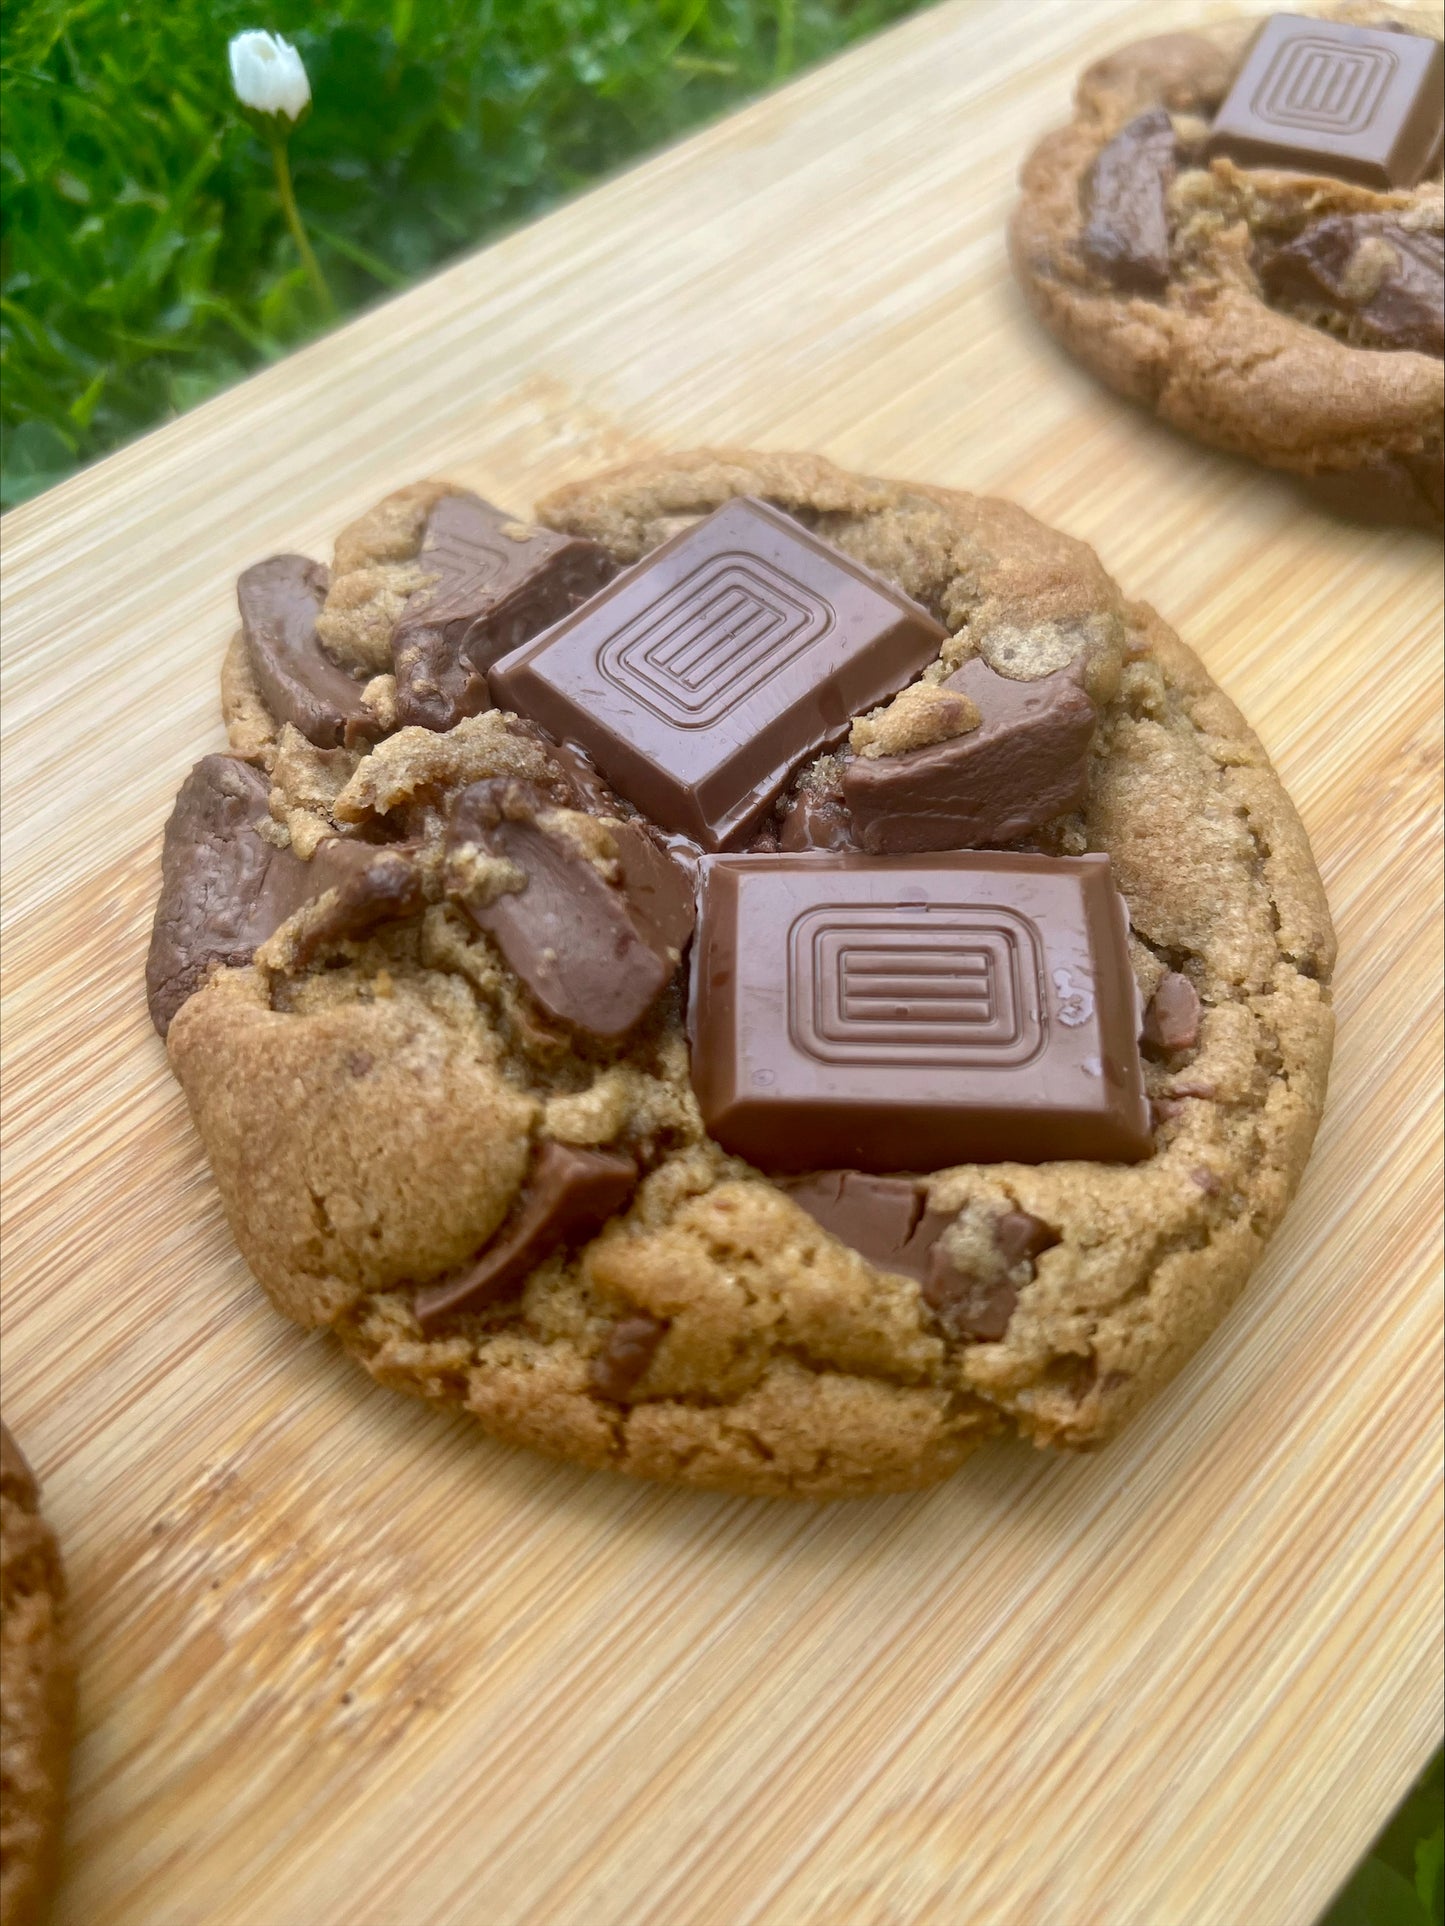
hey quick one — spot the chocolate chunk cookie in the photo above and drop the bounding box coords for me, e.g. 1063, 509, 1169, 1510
0, 1424, 71, 1926
158, 449, 1335, 1499
1010, 4, 1445, 526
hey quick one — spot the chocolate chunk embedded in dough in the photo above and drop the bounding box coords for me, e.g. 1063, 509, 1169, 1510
147, 756, 309, 1035
589, 1314, 669, 1400
393, 494, 617, 733
288, 841, 426, 968
146, 758, 427, 1033
843, 657, 1095, 854
238, 555, 383, 751
780, 784, 855, 851
446, 779, 695, 1039
415, 1141, 639, 1330
1258, 217, 1444, 359
1080, 108, 1177, 293
923, 1209, 1059, 1343
610, 818, 699, 961
779, 1171, 952, 1281
1142, 971, 1202, 1052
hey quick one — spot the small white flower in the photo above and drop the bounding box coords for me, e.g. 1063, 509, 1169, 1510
228, 30, 311, 123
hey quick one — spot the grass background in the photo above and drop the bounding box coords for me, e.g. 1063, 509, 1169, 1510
1, 0, 924, 505
1, 1, 1441, 1915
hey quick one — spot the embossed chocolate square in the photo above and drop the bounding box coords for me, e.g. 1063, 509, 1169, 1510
1204, 14, 1444, 188
689, 851, 1151, 1172
488, 498, 947, 850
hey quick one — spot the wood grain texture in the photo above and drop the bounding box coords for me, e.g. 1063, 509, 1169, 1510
1, 2, 1440, 1921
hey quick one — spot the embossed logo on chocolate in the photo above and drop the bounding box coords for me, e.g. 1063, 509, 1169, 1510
597, 553, 833, 729
787, 903, 1045, 1067
1251, 36, 1396, 136
418, 525, 510, 620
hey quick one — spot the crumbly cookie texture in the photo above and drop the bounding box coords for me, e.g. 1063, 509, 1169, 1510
1009, 3, 1444, 524
170, 449, 1335, 1499
0, 1424, 70, 1926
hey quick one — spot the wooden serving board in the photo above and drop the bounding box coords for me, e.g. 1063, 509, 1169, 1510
2, 2, 1440, 1921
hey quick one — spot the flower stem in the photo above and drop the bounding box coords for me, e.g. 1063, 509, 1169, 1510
775, 0, 795, 78
268, 132, 333, 317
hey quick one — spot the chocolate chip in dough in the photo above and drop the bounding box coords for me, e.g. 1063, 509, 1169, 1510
1142, 971, 1201, 1053
147, 756, 303, 1034
238, 555, 384, 751
1258, 217, 1444, 359
287, 841, 426, 969
922, 1209, 1059, 1343
843, 656, 1096, 854
414, 1141, 639, 1330
778, 1172, 950, 1282
589, 1315, 668, 1401
446, 778, 695, 1040
147, 757, 425, 1033
1080, 108, 1178, 293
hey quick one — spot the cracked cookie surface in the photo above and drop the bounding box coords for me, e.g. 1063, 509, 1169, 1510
1009, 3, 1444, 526
163, 448, 1335, 1499
0, 1424, 70, 1926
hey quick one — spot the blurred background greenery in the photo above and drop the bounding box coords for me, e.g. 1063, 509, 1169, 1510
0, 0, 927, 506
1, 4, 1441, 1916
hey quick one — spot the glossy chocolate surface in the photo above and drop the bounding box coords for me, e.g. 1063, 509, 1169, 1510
488, 497, 947, 850
393, 493, 616, 732
446, 778, 694, 1039
1081, 108, 1178, 292
778, 1172, 951, 1281
844, 657, 1096, 853
1258, 214, 1444, 357
688, 851, 1151, 1172
1204, 15, 1445, 189
238, 555, 382, 751
414, 1142, 638, 1330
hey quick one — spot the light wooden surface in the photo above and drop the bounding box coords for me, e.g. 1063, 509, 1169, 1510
2, 1, 1441, 1921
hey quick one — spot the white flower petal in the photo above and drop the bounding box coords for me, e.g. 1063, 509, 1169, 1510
228, 30, 311, 122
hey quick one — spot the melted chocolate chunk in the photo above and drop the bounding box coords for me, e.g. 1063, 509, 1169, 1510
414, 1141, 638, 1330
1142, 971, 1202, 1052
541, 738, 622, 816
778, 1172, 951, 1281
1081, 109, 1178, 294
446, 779, 695, 1040
843, 657, 1096, 854
993, 1209, 1061, 1268
922, 1209, 1058, 1343
393, 494, 616, 733
780, 785, 855, 851
1258, 216, 1444, 358
147, 757, 305, 1034
146, 759, 430, 1034
238, 556, 383, 751
588, 1314, 668, 1401
288, 841, 426, 968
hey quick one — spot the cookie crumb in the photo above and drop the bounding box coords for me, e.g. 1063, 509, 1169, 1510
851, 681, 980, 758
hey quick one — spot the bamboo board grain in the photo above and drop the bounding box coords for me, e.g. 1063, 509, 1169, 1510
1, 0, 1441, 1920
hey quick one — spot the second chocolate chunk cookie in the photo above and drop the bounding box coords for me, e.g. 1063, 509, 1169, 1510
1010, 5, 1445, 526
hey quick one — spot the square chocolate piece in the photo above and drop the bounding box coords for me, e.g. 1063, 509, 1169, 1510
688, 851, 1151, 1172
1204, 14, 1445, 189
488, 498, 947, 850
